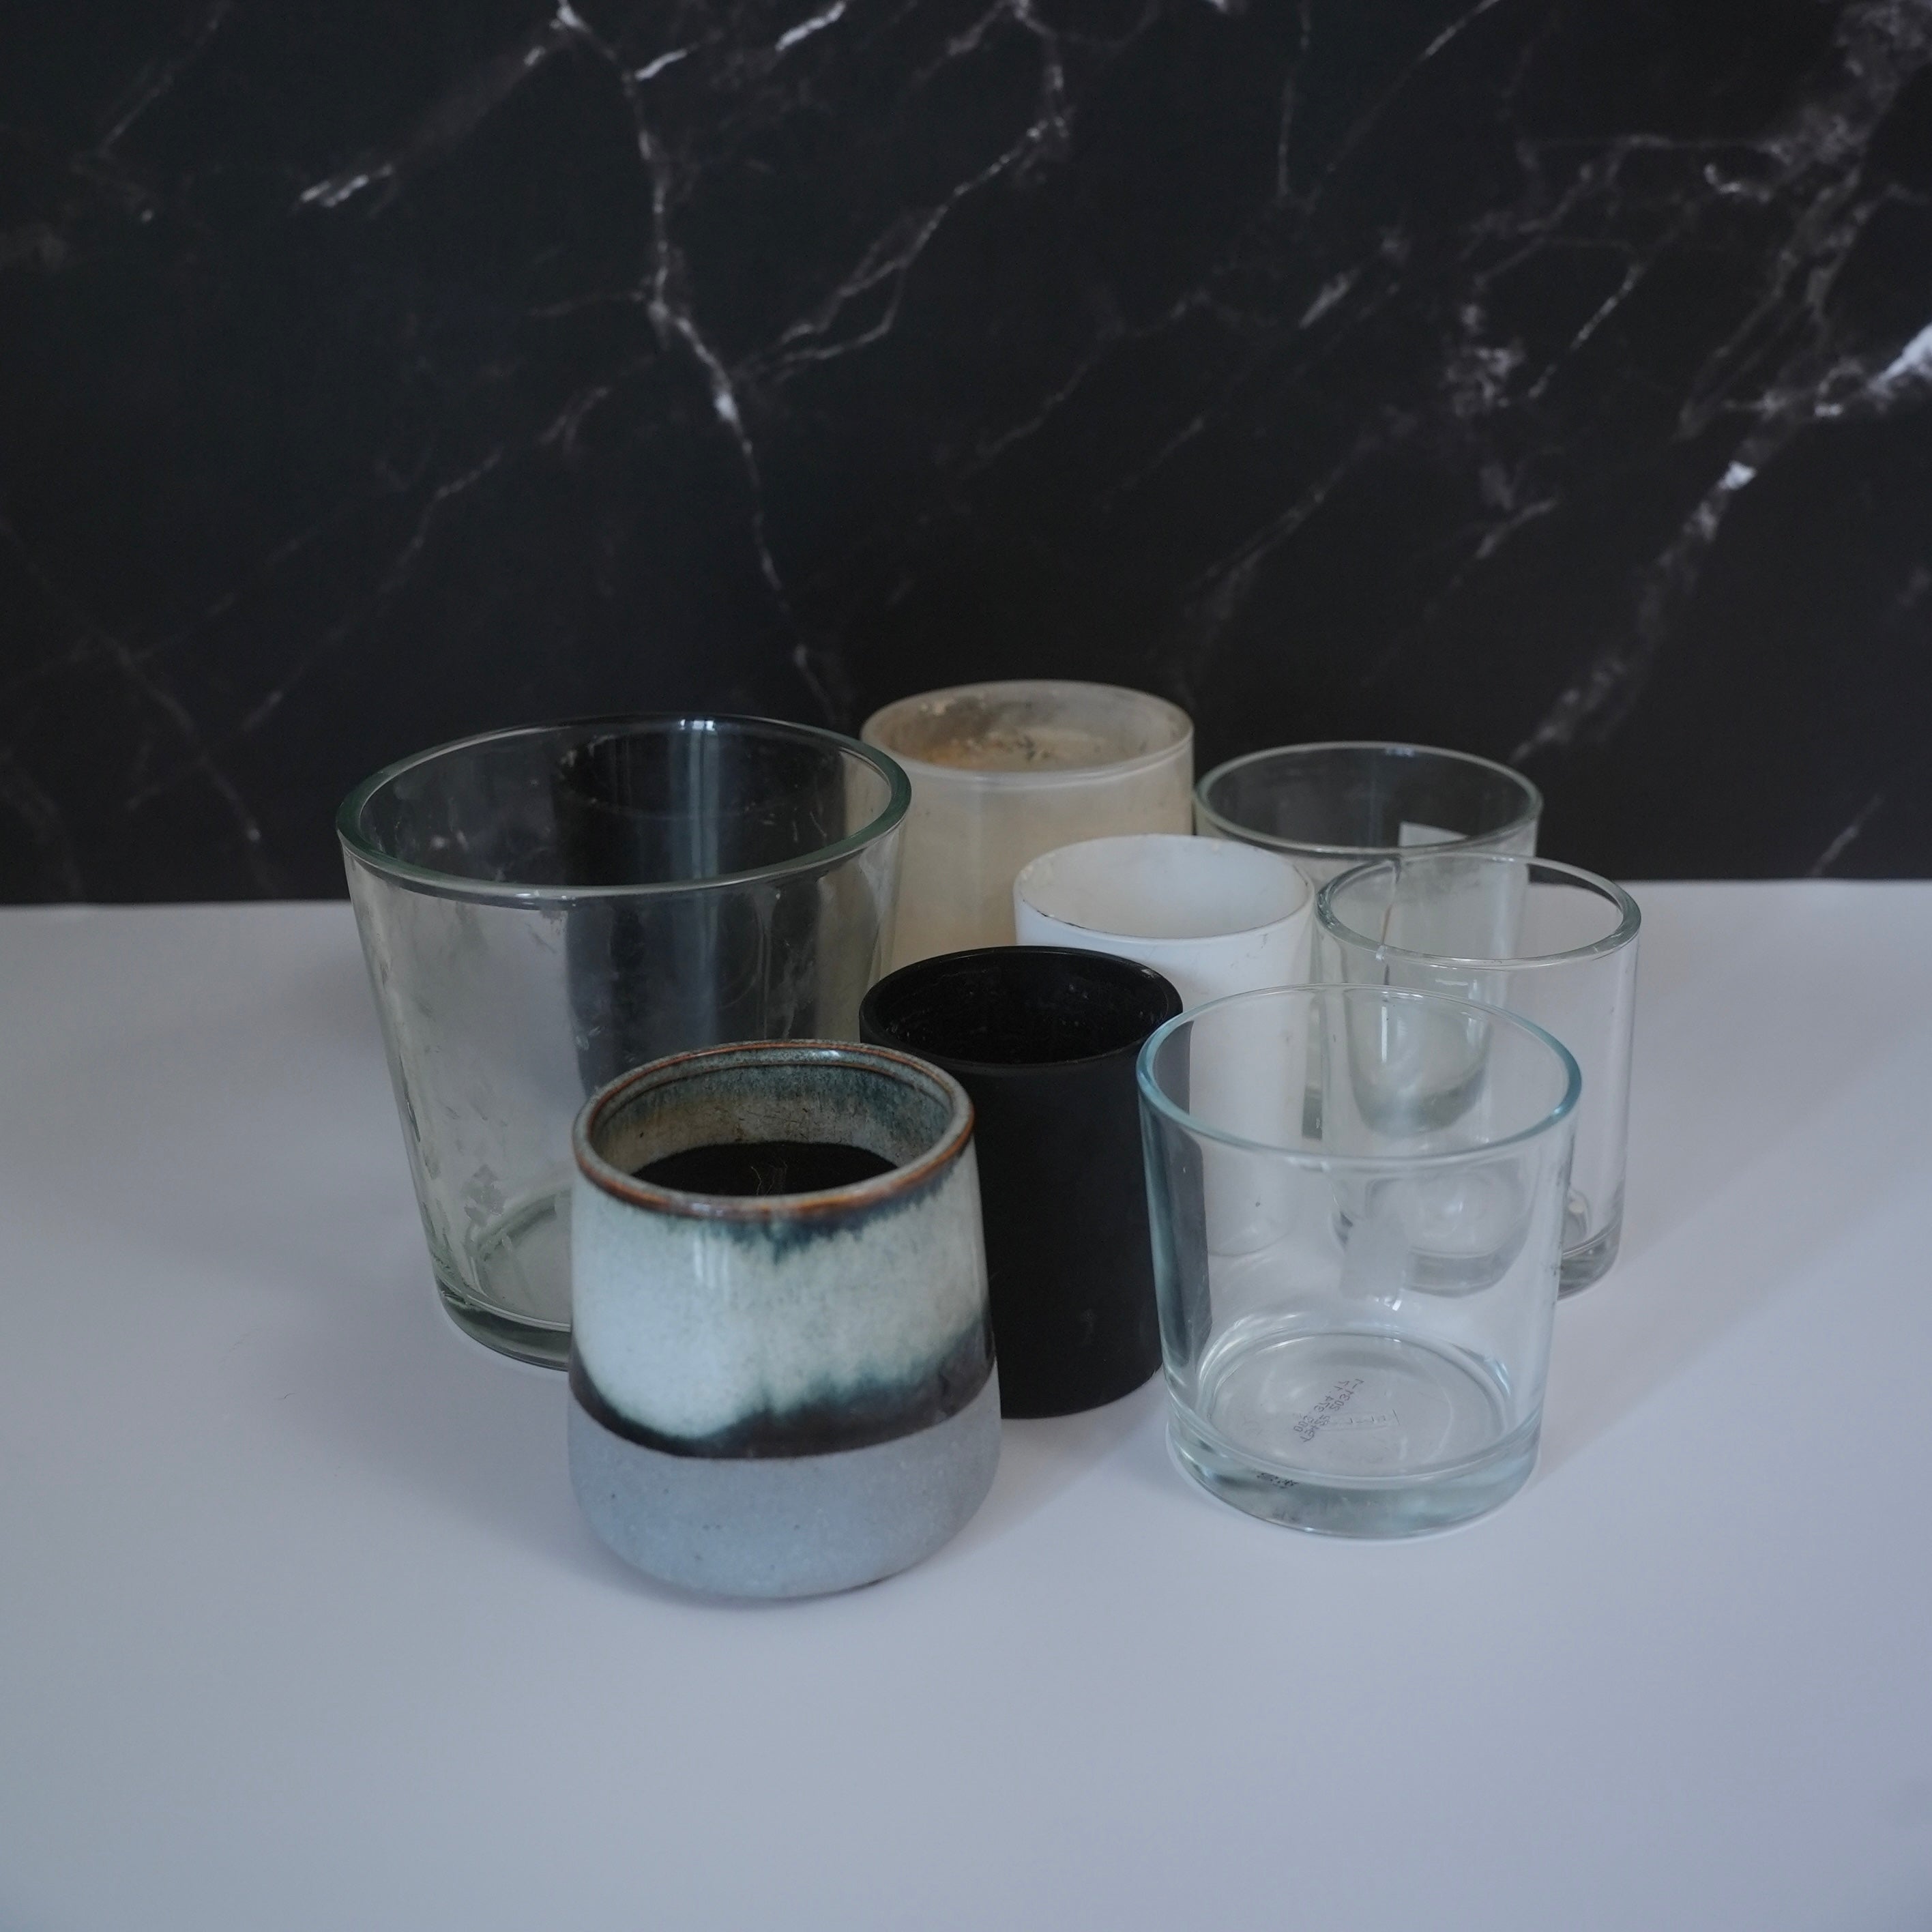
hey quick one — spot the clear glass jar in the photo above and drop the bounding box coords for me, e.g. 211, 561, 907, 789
1316, 852, 1639, 1293
339, 715, 909, 1366
1139, 984, 1579, 1536
1195, 741, 1541, 888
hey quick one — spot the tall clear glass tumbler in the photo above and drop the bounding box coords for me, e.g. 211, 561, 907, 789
862, 680, 1193, 970
1315, 852, 1640, 1293
339, 716, 910, 1368
1138, 986, 1579, 1536
1195, 742, 1542, 889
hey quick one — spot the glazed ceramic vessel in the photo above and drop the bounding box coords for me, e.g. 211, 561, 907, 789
568, 1040, 997, 1598
860, 946, 1182, 1418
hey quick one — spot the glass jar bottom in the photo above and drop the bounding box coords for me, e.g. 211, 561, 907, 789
437, 1189, 572, 1368
1172, 1326, 1540, 1536
1560, 1201, 1623, 1297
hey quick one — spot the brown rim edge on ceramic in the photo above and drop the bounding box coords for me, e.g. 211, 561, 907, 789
572, 1039, 975, 1223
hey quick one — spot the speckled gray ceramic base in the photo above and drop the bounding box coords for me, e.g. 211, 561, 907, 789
569, 1369, 1001, 1599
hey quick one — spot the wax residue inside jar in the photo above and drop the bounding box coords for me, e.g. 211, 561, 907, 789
890, 695, 1158, 772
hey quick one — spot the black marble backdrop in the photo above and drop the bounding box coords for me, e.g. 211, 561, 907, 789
4, 0, 1930, 898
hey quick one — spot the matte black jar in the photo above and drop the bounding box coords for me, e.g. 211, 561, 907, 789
860, 946, 1182, 1417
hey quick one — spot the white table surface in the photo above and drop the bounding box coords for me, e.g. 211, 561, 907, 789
3, 886, 1930, 1931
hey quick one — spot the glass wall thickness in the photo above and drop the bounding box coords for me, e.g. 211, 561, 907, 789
1138, 985, 1579, 1537
340, 715, 909, 1366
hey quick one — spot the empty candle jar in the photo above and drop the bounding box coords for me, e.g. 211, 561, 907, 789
568, 1041, 998, 1598
862, 680, 1193, 970
1015, 834, 1315, 1257
340, 716, 908, 1367
1139, 985, 1578, 1536
1316, 851, 1641, 1293
861, 946, 1182, 1416
1195, 742, 1541, 889
1013, 833, 1312, 1006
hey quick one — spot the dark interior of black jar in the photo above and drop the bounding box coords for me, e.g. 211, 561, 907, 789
862, 947, 1181, 1067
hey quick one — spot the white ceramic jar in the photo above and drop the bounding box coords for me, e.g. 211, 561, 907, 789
1012, 832, 1312, 1008
1014, 833, 1314, 1255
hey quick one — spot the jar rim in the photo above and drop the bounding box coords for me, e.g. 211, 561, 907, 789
862, 679, 1192, 787
336, 712, 911, 906
1193, 741, 1543, 859
1315, 851, 1641, 970
572, 1040, 975, 1221
1136, 982, 1581, 1167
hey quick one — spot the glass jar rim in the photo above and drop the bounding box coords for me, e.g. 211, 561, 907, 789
336, 712, 911, 906
862, 679, 1192, 787
1135, 982, 1581, 1166
1193, 740, 1544, 859
1315, 851, 1641, 969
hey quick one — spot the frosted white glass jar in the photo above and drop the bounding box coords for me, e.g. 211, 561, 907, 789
862, 681, 1192, 970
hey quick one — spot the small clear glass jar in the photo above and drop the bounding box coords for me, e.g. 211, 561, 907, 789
1139, 984, 1579, 1536
1316, 851, 1639, 1292
1195, 741, 1542, 888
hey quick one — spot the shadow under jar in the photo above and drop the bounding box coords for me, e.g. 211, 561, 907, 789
861, 947, 1182, 1416
1315, 851, 1640, 1293
1195, 742, 1542, 890
339, 715, 909, 1368
1139, 985, 1579, 1536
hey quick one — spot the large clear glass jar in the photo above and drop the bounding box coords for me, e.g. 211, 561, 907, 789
340, 715, 909, 1366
